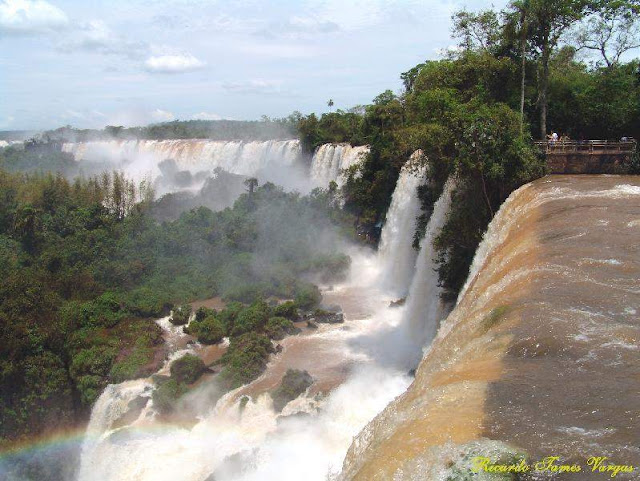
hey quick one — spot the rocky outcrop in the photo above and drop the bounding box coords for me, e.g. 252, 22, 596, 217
305, 309, 344, 324
271, 369, 314, 412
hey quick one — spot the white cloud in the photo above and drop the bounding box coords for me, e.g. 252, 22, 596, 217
192, 111, 223, 121
222, 79, 283, 95
256, 15, 340, 40
144, 54, 205, 74
0, 0, 68, 35
59, 20, 149, 59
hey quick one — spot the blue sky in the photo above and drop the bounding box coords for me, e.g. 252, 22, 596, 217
0, 0, 504, 130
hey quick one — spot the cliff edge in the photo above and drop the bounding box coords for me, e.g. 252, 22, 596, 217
340, 175, 640, 480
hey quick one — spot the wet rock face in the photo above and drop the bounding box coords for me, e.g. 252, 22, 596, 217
205, 449, 258, 481
389, 298, 406, 308
111, 395, 149, 430
305, 309, 345, 324
271, 369, 314, 412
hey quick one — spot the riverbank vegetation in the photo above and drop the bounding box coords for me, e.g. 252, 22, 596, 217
296, 0, 640, 298
0, 169, 351, 445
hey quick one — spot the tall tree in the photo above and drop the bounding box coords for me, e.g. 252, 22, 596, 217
575, 1, 640, 67
525, 0, 592, 138
244, 177, 258, 194
452, 9, 503, 54
517, 0, 531, 135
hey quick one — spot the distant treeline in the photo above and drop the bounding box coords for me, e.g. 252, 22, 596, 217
39, 118, 300, 143
0, 131, 35, 141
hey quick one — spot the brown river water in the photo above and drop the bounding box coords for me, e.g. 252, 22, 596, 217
340, 175, 640, 480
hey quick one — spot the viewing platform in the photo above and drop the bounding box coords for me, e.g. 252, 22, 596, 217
534, 140, 637, 174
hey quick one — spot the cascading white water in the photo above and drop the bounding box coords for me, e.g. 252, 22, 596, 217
63, 140, 370, 194
401, 177, 456, 358
63, 139, 302, 185
309, 144, 369, 188
77, 380, 154, 481
76, 248, 412, 481
377, 151, 426, 296
75, 160, 447, 481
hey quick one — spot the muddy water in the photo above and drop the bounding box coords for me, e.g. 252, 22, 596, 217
235, 281, 393, 400
340, 175, 640, 480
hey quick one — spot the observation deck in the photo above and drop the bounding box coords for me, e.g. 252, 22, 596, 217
534, 140, 637, 174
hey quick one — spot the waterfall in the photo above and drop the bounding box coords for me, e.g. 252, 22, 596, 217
63, 139, 304, 191
77, 380, 154, 480
63, 140, 370, 193
402, 177, 456, 356
309, 144, 369, 188
63, 140, 302, 175
377, 152, 426, 296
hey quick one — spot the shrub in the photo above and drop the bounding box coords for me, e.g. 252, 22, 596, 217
220, 332, 274, 388
170, 304, 192, 326
216, 301, 244, 333
194, 306, 215, 322
265, 316, 298, 340
61, 294, 125, 329
170, 354, 206, 385
110, 342, 154, 383
69, 346, 117, 381
231, 300, 271, 336
222, 283, 266, 303
294, 285, 322, 310
189, 314, 226, 344
273, 301, 299, 320
76, 375, 103, 405
125, 288, 172, 317
152, 378, 187, 415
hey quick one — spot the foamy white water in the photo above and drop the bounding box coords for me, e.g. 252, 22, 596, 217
64, 140, 370, 196
309, 144, 369, 188
76, 247, 412, 481
63, 139, 303, 190
401, 177, 456, 361
377, 152, 426, 296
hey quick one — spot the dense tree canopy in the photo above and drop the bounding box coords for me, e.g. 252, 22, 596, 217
294, 0, 638, 296
0, 169, 351, 444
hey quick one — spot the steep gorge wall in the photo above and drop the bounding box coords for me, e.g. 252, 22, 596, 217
340, 175, 640, 480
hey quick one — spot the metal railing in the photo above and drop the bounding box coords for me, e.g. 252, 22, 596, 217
534, 139, 637, 154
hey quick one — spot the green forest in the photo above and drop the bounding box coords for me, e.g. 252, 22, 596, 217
0, 0, 638, 451
0, 170, 351, 444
